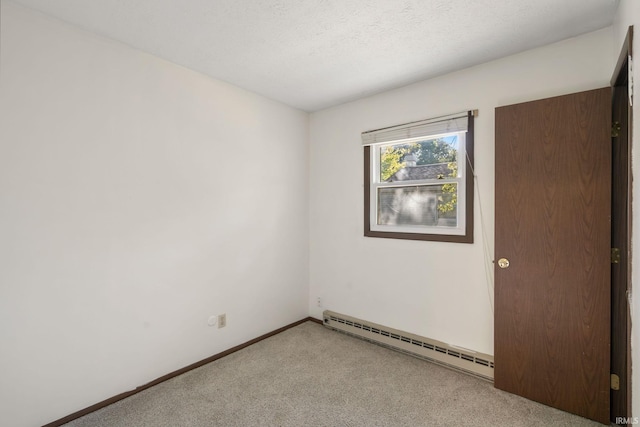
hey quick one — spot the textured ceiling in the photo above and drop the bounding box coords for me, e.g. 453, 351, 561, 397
9, 0, 619, 111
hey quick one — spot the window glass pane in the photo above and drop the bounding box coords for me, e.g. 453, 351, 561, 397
379, 136, 458, 182
377, 184, 458, 227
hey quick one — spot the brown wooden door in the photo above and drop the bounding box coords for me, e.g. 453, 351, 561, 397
494, 87, 611, 424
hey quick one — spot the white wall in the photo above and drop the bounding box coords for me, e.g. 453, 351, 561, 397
613, 0, 640, 418
309, 28, 614, 355
0, 2, 309, 426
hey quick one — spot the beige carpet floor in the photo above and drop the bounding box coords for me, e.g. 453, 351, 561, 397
64, 321, 600, 426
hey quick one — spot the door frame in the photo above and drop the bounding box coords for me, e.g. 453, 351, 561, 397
610, 25, 634, 422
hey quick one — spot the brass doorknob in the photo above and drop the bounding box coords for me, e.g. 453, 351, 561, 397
497, 258, 510, 269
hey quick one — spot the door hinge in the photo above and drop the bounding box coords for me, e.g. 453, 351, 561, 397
612, 121, 621, 137
612, 247, 621, 264
612, 373, 620, 390
629, 54, 634, 107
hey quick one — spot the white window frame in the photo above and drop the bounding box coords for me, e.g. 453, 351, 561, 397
362, 111, 474, 243
369, 132, 467, 236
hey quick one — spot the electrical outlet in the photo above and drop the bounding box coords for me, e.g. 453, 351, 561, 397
316, 297, 322, 308
218, 313, 226, 329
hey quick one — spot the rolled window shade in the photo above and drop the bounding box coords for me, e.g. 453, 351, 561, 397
362, 111, 470, 146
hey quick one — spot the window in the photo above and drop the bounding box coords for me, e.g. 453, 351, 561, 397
363, 111, 474, 243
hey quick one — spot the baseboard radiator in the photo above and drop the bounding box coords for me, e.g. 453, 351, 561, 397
323, 310, 494, 381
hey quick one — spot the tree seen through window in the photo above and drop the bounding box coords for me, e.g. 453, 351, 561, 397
380, 136, 458, 215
